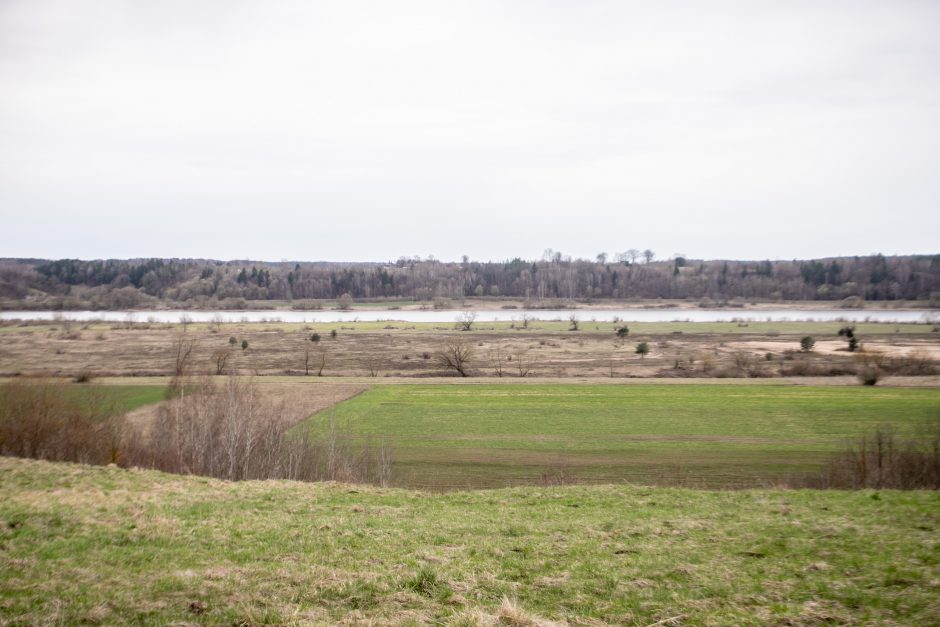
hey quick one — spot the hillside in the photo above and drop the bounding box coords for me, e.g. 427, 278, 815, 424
1, 457, 938, 625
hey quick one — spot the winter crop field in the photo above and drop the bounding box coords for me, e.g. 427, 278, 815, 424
305, 383, 940, 489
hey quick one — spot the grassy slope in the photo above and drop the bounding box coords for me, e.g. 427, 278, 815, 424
308, 384, 940, 489
1, 458, 938, 625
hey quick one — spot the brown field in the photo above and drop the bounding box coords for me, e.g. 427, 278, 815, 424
1, 318, 937, 381
123, 380, 368, 439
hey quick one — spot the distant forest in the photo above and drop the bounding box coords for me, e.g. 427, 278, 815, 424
1, 253, 939, 310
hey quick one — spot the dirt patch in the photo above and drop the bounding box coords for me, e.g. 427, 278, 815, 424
729, 339, 940, 359
122, 381, 369, 439
253, 381, 370, 424
124, 403, 165, 440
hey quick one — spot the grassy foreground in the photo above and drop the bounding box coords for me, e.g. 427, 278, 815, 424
1, 458, 938, 625
309, 384, 940, 489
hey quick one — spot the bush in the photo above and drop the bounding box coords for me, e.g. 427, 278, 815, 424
881, 350, 937, 375
804, 424, 940, 489
800, 336, 815, 352
73, 371, 94, 384
0, 380, 122, 465
854, 352, 887, 385
858, 366, 881, 386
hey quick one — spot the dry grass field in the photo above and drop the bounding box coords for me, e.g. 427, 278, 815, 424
1, 318, 937, 380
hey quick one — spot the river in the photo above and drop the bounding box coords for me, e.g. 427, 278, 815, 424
1, 308, 936, 324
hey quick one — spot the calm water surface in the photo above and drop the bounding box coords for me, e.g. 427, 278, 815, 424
1, 309, 935, 324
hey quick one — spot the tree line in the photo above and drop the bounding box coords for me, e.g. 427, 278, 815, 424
1, 253, 938, 308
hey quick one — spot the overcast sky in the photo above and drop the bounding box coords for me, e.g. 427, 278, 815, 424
1, 0, 938, 262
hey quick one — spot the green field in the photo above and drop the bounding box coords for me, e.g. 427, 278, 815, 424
62, 384, 167, 414
307, 384, 940, 489
1, 457, 938, 625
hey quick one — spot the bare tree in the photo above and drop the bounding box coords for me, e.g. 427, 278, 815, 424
456, 311, 477, 331
377, 438, 393, 487
209, 314, 224, 333
362, 353, 383, 377
314, 344, 329, 376
488, 345, 506, 377
435, 339, 473, 376
626, 249, 640, 264
212, 347, 232, 375
643, 249, 655, 264
568, 314, 579, 331
516, 350, 538, 377
173, 335, 197, 376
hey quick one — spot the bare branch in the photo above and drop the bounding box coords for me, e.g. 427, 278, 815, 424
435, 339, 473, 377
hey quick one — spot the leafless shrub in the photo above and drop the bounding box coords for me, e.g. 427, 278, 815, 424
377, 438, 393, 487
173, 335, 197, 376
435, 339, 473, 376
732, 351, 754, 374
291, 299, 322, 311
362, 354, 383, 377
0, 380, 123, 465
73, 371, 94, 384
879, 350, 938, 376
146, 377, 393, 484
854, 351, 886, 385
456, 311, 477, 331
0, 376, 256, 479
212, 348, 233, 375
539, 459, 575, 485
488, 346, 506, 377
801, 423, 940, 489
516, 350, 538, 377
314, 344, 328, 376
178, 314, 192, 332
209, 314, 224, 333
857, 366, 881, 386
780, 359, 856, 377
568, 314, 579, 331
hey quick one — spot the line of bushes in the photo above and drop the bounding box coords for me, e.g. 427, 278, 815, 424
0, 378, 392, 486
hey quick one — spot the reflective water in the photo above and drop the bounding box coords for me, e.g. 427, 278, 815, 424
1, 308, 935, 324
